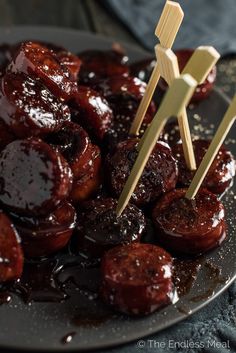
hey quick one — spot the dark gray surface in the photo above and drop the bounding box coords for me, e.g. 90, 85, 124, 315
0, 27, 235, 352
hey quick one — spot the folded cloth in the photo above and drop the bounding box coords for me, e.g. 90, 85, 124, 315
104, 0, 236, 54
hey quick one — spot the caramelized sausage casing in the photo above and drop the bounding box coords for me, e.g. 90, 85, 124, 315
100, 243, 174, 315
152, 188, 226, 255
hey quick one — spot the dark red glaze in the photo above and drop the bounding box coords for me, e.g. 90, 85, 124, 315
76, 198, 145, 258
33, 41, 81, 81
8, 41, 77, 101
106, 139, 178, 206
91, 76, 156, 114
0, 210, 23, 282
70, 145, 102, 204
0, 138, 73, 216
71, 86, 113, 141
78, 49, 129, 85
104, 100, 153, 152
10, 202, 76, 257
56, 51, 81, 82
0, 72, 70, 138
100, 243, 173, 315
173, 139, 236, 195
159, 49, 217, 103
152, 188, 226, 255
130, 57, 156, 83
47, 121, 93, 179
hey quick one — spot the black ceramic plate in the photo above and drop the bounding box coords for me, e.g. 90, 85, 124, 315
0, 26, 235, 352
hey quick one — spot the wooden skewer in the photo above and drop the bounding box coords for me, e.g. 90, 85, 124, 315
138, 46, 220, 169
186, 95, 236, 200
129, 0, 184, 136
116, 74, 197, 216
182, 46, 220, 84
155, 45, 196, 170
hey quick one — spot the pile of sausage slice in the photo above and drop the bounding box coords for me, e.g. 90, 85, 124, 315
0, 41, 235, 316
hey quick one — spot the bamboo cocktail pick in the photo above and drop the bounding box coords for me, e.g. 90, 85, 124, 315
139, 45, 220, 170
152, 45, 196, 170
116, 74, 197, 216
129, 0, 184, 136
186, 95, 236, 200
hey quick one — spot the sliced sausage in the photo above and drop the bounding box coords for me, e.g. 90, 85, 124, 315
69, 145, 102, 204
0, 138, 73, 216
46, 121, 94, 179
76, 198, 145, 258
173, 139, 236, 195
8, 41, 77, 101
78, 49, 129, 85
91, 75, 156, 115
10, 202, 76, 257
71, 86, 113, 141
0, 210, 23, 282
106, 139, 178, 206
100, 243, 173, 315
0, 72, 70, 138
152, 188, 227, 255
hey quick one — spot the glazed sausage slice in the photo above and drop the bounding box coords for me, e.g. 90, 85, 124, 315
173, 139, 236, 195
0, 210, 23, 282
47, 121, 94, 179
152, 188, 226, 255
76, 198, 145, 258
0, 138, 73, 216
57, 51, 81, 82
91, 75, 156, 115
100, 243, 173, 315
106, 139, 178, 206
159, 49, 217, 103
0, 72, 71, 138
69, 145, 102, 204
8, 41, 77, 101
71, 86, 113, 141
10, 202, 76, 257
78, 49, 129, 85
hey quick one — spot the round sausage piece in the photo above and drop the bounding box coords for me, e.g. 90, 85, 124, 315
0, 210, 23, 282
47, 121, 94, 179
152, 188, 226, 255
9, 41, 77, 101
173, 139, 236, 195
10, 202, 76, 257
91, 75, 156, 115
76, 198, 145, 258
78, 49, 129, 85
69, 144, 102, 204
106, 139, 178, 206
0, 72, 70, 138
100, 243, 174, 315
0, 138, 73, 216
71, 86, 113, 141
